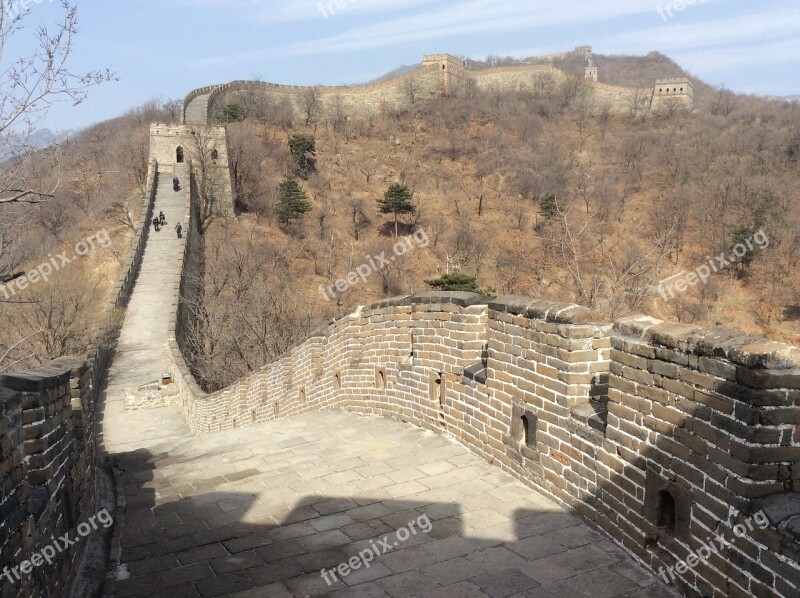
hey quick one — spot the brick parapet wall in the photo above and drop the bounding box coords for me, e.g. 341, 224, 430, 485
0, 358, 94, 597
168, 292, 799, 596
604, 314, 800, 597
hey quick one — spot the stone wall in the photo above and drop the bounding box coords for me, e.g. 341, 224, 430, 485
206, 66, 444, 125
184, 52, 694, 126
0, 360, 94, 597
168, 288, 799, 597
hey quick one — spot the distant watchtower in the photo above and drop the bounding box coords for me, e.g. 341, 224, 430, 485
422, 54, 466, 93
651, 77, 694, 110
585, 54, 598, 83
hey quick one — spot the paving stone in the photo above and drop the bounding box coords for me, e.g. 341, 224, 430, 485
246, 560, 305, 585
470, 568, 540, 598
114, 574, 168, 596
294, 547, 350, 572
329, 581, 391, 597
125, 553, 180, 576
341, 561, 394, 586
313, 497, 360, 515
385, 480, 429, 498
310, 512, 356, 532
195, 571, 255, 597
223, 531, 273, 553
624, 584, 680, 598
105, 401, 678, 598
160, 562, 215, 587
342, 519, 396, 541
258, 539, 308, 563
230, 582, 293, 597
381, 544, 437, 573
416, 580, 488, 598
176, 543, 227, 566
377, 570, 442, 597
269, 521, 317, 542
558, 567, 642, 597
465, 546, 528, 572
346, 502, 395, 522
422, 556, 480, 585
513, 511, 581, 538
520, 543, 623, 585
301, 529, 353, 551
209, 550, 264, 575
423, 535, 481, 561
506, 534, 572, 561
285, 571, 339, 596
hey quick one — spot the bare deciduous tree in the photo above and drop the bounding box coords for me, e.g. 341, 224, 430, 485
0, 1, 114, 206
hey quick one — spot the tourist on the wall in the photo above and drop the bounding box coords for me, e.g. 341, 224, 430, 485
175, 223, 182, 239
159, 211, 166, 225
152, 216, 160, 232
173, 176, 179, 191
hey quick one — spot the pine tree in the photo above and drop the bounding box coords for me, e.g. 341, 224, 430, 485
288, 134, 316, 178
379, 183, 414, 237
276, 176, 311, 224
540, 193, 563, 219
424, 272, 496, 296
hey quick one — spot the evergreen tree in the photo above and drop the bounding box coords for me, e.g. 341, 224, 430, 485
220, 103, 244, 123
276, 176, 311, 224
424, 272, 496, 296
379, 183, 414, 237
288, 134, 316, 178
540, 192, 564, 219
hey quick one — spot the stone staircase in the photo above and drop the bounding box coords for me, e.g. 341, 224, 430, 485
100, 164, 191, 450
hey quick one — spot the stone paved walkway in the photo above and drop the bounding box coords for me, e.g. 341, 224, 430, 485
97, 166, 678, 597
105, 411, 677, 597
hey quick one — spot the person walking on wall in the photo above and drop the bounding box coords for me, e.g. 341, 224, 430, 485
159, 211, 165, 225
175, 223, 182, 239
173, 176, 179, 192
152, 216, 160, 232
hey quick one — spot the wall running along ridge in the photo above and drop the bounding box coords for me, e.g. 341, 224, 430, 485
183, 52, 693, 126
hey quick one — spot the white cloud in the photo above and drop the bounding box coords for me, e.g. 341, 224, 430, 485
604, 6, 800, 51
174, 0, 444, 23
281, 0, 654, 56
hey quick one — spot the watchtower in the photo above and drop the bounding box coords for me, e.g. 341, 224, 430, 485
585, 54, 598, 83
422, 53, 466, 92
651, 77, 694, 110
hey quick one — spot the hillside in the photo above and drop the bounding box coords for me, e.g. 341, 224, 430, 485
186, 69, 800, 390
0, 100, 180, 372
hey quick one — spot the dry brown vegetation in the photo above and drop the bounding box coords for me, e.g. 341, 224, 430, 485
0, 100, 180, 371
187, 70, 800, 389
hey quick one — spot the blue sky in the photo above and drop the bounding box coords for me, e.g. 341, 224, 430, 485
18, 0, 800, 131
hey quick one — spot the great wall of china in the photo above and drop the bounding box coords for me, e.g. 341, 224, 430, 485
0, 49, 797, 598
